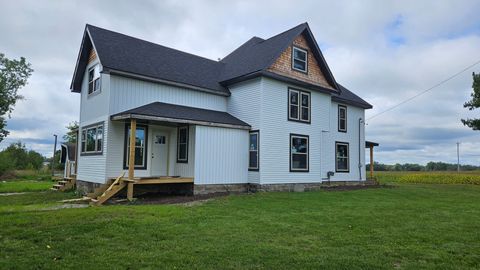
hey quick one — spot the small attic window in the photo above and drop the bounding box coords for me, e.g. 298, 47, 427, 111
88, 64, 101, 95
292, 46, 308, 73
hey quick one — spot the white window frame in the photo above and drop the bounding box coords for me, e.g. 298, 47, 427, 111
335, 142, 350, 173
290, 134, 309, 172
292, 46, 308, 73
288, 88, 310, 123
80, 122, 104, 155
88, 64, 101, 95
177, 126, 189, 163
338, 105, 347, 132
248, 131, 259, 171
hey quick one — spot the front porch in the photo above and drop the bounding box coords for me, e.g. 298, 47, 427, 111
95, 101, 250, 204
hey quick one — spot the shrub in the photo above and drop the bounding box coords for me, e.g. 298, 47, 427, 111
0, 151, 15, 177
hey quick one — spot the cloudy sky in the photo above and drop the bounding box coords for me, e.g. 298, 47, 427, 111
1, 0, 480, 165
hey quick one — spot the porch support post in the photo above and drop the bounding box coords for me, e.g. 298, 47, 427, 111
369, 145, 374, 179
127, 119, 136, 201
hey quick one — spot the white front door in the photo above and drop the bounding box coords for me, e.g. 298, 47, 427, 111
151, 130, 168, 176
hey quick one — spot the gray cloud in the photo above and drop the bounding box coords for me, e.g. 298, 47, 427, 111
0, 0, 479, 165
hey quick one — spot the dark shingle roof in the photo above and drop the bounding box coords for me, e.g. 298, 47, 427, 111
219, 24, 306, 82
87, 25, 228, 94
111, 102, 250, 128
71, 23, 372, 109
333, 84, 372, 109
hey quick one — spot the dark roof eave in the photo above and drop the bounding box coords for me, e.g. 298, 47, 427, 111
332, 96, 373, 109
365, 141, 379, 147
104, 68, 231, 97
220, 70, 339, 95
111, 113, 250, 130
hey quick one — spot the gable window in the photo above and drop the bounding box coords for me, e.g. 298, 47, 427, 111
80, 122, 104, 155
292, 46, 308, 73
88, 64, 101, 95
290, 134, 309, 172
288, 88, 310, 123
124, 125, 148, 169
177, 126, 189, 163
249, 131, 259, 171
336, 142, 349, 172
338, 105, 347, 132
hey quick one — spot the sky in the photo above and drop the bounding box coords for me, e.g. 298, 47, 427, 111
0, 0, 479, 165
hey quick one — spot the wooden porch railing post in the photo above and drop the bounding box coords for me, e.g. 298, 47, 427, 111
369, 145, 374, 179
127, 119, 136, 200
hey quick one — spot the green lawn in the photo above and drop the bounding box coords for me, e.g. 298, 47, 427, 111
0, 170, 54, 193
1, 183, 479, 269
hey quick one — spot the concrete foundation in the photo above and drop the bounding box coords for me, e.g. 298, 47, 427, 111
76, 179, 103, 195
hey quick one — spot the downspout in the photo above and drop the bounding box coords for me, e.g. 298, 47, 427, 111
358, 118, 364, 181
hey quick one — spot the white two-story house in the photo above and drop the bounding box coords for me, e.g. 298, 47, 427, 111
70, 22, 373, 194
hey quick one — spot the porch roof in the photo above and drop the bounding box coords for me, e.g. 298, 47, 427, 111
111, 102, 251, 130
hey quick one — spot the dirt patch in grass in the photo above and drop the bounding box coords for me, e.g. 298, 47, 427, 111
110, 192, 229, 206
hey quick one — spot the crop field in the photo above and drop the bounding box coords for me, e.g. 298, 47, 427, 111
375, 171, 480, 185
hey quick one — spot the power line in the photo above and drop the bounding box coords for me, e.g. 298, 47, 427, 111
367, 58, 480, 122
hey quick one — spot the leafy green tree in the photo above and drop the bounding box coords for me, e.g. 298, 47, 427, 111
4, 142, 28, 169
0, 53, 33, 142
461, 72, 480, 130
1, 142, 44, 170
63, 121, 79, 143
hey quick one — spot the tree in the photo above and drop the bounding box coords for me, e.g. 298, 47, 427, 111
461, 72, 480, 130
63, 121, 79, 143
0, 53, 33, 142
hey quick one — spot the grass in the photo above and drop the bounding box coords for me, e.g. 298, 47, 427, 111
0, 170, 55, 193
1, 183, 479, 269
375, 171, 480, 185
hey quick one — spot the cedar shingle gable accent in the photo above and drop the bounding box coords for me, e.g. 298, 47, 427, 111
268, 34, 334, 90
88, 48, 97, 64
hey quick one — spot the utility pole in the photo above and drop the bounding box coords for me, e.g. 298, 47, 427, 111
52, 134, 57, 176
456, 142, 460, 172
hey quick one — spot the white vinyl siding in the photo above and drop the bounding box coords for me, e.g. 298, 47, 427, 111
323, 102, 365, 181
227, 78, 262, 183
194, 126, 248, 184
259, 77, 330, 184
109, 75, 227, 115
77, 117, 109, 183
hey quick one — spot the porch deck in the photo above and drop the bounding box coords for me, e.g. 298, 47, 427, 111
119, 176, 194, 185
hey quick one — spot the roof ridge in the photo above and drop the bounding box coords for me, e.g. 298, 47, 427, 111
86, 24, 223, 66
259, 22, 307, 43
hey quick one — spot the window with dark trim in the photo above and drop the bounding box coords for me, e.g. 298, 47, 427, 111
88, 64, 101, 95
338, 105, 347, 132
290, 134, 309, 172
177, 126, 189, 163
288, 88, 310, 123
292, 46, 308, 73
123, 124, 148, 170
249, 131, 259, 171
335, 142, 349, 172
80, 122, 104, 155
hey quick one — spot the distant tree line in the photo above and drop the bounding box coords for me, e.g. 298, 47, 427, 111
0, 142, 45, 176
367, 161, 480, 172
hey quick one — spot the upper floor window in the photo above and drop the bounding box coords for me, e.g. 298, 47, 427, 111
81, 122, 103, 155
292, 46, 308, 73
249, 131, 259, 171
88, 64, 101, 95
336, 142, 349, 173
177, 126, 189, 163
288, 88, 310, 123
290, 134, 309, 172
338, 105, 347, 132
